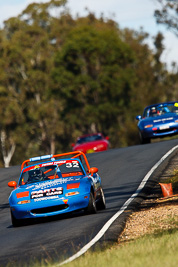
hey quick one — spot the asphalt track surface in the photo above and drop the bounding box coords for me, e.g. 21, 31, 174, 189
0, 139, 178, 266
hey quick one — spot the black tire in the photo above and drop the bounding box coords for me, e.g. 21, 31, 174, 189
142, 137, 150, 144
11, 211, 22, 227
85, 192, 97, 214
139, 132, 150, 144
97, 188, 106, 210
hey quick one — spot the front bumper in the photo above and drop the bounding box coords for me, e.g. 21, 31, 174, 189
10, 193, 90, 219
141, 123, 178, 139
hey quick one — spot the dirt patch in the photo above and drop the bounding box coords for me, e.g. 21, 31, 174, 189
118, 197, 178, 243
118, 152, 178, 244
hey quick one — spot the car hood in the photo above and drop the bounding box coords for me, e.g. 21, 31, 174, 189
22, 176, 85, 190
73, 140, 108, 150
10, 176, 89, 200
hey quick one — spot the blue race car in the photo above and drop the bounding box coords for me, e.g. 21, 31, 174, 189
8, 151, 106, 226
136, 101, 178, 144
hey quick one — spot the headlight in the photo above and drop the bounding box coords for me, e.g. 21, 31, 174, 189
18, 200, 31, 204
144, 124, 153, 128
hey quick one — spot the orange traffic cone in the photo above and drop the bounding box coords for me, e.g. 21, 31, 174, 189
159, 183, 173, 197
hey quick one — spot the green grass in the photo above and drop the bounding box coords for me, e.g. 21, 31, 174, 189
58, 228, 178, 267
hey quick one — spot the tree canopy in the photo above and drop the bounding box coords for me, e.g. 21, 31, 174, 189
154, 0, 178, 36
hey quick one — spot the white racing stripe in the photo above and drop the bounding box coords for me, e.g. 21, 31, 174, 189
58, 144, 178, 266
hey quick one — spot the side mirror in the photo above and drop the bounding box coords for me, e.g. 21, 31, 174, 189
71, 143, 75, 147
8, 181, 17, 189
89, 167, 98, 175
105, 136, 109, 140
136, 115, 142, 121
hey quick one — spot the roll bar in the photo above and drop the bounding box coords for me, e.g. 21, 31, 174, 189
21, 151, 91, 172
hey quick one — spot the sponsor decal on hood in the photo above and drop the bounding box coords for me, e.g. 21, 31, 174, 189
153, 117, 173, 123
31, 187, 63, 199
27, 178, 77, 190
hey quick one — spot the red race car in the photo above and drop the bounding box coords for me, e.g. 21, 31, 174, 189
71, 133, 109, 154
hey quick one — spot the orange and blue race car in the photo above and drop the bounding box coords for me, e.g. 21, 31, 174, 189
8, 151, 106, 226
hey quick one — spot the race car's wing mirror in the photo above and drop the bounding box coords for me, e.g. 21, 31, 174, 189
136, 115, 142, 121
89, 167, 98, 176
8, 181, 17, 189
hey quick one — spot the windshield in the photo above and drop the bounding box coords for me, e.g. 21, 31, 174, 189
143, 103, 178, 118
77, 134, 103, 144
19, 160, 84, 185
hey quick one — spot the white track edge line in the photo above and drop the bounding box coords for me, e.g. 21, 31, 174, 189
58, 144, 178, 266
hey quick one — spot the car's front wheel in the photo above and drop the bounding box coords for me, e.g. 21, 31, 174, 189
139, 131, 150, 144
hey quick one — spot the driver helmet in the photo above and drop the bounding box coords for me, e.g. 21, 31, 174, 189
28, 168, 43, 180
149, 107, 157, 116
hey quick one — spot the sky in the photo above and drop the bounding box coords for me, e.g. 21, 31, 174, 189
0, 0, 177, 70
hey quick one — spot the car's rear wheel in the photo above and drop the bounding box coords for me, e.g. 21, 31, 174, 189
97, 188, 106, 210
11, 211, 22, 227
85, 192, 97, 214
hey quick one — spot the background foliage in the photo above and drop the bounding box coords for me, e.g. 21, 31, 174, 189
0, 0, 178, 167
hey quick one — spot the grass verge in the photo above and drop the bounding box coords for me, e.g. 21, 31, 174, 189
56, 228, 178, 267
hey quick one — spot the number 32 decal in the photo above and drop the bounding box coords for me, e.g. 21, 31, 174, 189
66, 162, 79, 168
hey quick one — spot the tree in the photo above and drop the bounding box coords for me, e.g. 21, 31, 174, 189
0, 0, 69, 166
154, 0, 178, 36
0, 27, 27, 167
52, 15, 137, 147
